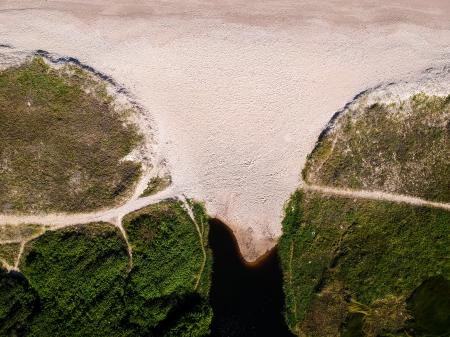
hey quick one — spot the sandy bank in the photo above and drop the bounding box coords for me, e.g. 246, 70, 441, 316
1, 1, 449, 261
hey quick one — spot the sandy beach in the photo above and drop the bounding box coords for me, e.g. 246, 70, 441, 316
1, 0, 449, 261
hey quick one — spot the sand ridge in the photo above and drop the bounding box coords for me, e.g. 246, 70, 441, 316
0, 1, 449, 261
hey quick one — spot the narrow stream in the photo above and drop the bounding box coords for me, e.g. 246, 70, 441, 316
208, 219, 295, 337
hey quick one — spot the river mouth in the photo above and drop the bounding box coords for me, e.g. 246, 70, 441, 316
208, 218, 295, 337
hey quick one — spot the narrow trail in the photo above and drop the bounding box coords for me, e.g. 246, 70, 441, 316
304, 184, 450, 211
287, 241, 297, 322
0, 258, 13, 271
0, 186, 179, 228
14, 241, 25, 270
179, 195, 207, 291
0, 225, 47, 271
115, 216, 134, 272
0, 239, 23, 245
1, 179, 449, 274
0, 186, 209, 277
0, 186, 179, 271
3, 183, 448, 230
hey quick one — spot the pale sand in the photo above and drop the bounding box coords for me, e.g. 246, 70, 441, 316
0, 1, 449, 261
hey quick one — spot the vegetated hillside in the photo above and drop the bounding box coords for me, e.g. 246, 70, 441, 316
0, 57, 143, 213
122, 199, 212, 336
279, 190, 450, 337
281, 92, 450, 337
303, 93, 450, 202
0, 200, 212, 336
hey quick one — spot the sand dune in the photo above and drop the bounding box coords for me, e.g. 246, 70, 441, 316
0, 0, 449, 261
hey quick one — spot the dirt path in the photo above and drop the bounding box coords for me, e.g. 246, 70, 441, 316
0, 186, 179, 271
0, 186, 210, 276
304, 184, 450, 211
0, 258, 12, 271
179, 196, 207, 291
1, 180, 449, 273
2, 183, 449, 234
14, 241, 26, 270
287, 241, 297, 323
115, 216, 134, 272
0, 185, 179, 228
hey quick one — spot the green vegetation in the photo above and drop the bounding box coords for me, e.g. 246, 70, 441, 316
21, 223, 129, 337
284, 92, 450, 336
123, 199, 212, 335
303, 93, 450, 202
0, 200, 212, 336
279, 190, 450, 337
0, 57, 143, 213
158, 297, 212, 337
141, 175, 172, 197
190, 200, 213, 297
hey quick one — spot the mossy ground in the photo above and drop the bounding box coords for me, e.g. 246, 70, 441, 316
0, 57, 143, 213
304, 93, 450, 202
0, 200, 212, 336
279, 190, 450, 337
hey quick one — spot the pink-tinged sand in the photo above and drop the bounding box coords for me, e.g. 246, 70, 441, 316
0, 0, 449, 261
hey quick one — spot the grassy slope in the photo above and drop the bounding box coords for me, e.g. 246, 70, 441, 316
0, 57, 142, 213
0, 200, 212, 337
123, 199, 212, 336
279, 190, 450, 337
303, 94, 450, 202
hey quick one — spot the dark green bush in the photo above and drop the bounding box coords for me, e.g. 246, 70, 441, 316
123, 200, 211, 334
0, 270, 37, 337
21, 223, 129, 337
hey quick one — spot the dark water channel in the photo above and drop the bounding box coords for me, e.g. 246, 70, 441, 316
208, 219, 295, 337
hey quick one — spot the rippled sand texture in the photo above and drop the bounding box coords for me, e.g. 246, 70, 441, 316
1, 0, 449, 261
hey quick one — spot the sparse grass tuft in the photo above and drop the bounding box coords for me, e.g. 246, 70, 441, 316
0, 243, 21, 266
0, 224, 43, 241
0, 57, 143, 213
141, 175, 172, 197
